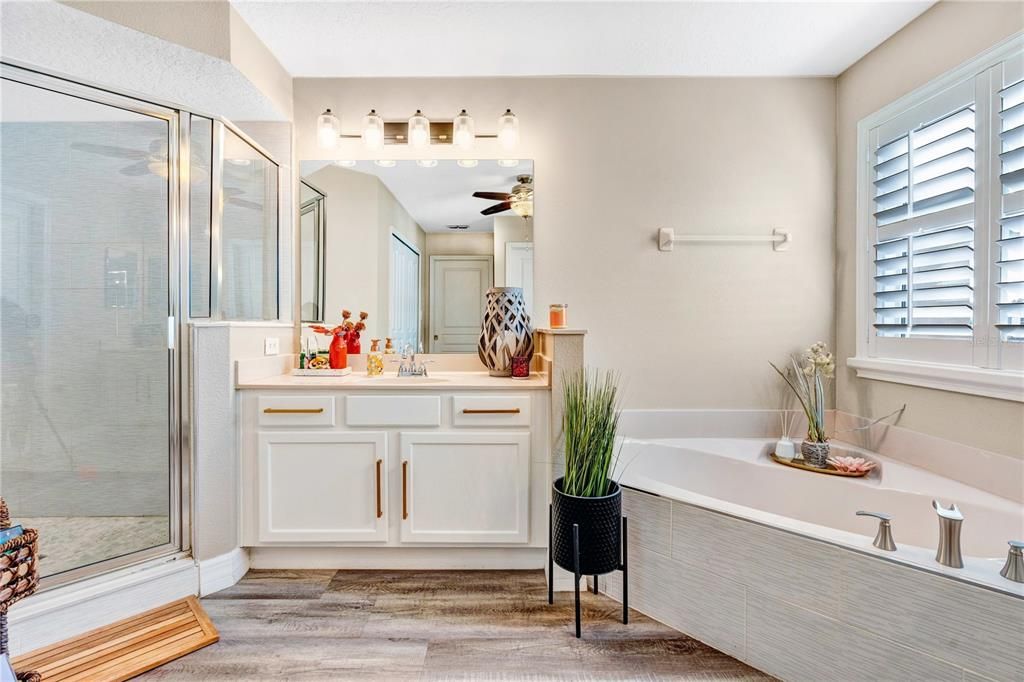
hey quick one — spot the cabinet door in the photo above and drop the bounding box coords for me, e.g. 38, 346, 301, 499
257, 431, 387, 543
400, 431, 530, 544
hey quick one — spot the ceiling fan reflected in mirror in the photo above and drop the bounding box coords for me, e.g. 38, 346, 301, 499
472, 174, 533, 218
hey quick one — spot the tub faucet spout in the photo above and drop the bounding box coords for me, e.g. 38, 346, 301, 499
932, 500, 964, 569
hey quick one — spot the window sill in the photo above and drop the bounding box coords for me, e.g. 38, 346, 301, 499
847, 357, 1024, 402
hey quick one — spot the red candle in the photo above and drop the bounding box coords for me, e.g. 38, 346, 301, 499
511, 355, 530, 379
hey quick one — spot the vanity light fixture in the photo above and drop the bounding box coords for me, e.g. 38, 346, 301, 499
453, 109, 475, 150
315, 108, 521, 151
374, 159, 396, 168
457, 159, 479, 168
334, 159, 357, 167
497, 108, 519, 150
408, 110, 431, 150
316, 108, 341, 149
361, 109, 385, 150
497, 159, 520, 168
416, 159, 438, 168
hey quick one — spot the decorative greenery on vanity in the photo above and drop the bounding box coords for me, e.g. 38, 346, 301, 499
561, 368, 621, 497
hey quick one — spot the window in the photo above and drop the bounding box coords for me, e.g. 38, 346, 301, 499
853, 38, 1024, 401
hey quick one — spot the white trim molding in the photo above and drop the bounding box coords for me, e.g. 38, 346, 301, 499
198, 547, 250, 596
848, 356, 1024, 402
8, 556, 198, 656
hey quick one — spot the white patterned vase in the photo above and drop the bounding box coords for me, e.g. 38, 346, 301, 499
478, 287, 534, 377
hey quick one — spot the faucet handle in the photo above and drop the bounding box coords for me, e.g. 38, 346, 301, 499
1002, 541, 1024, 583
856, 511, 896, 551
932, 500, 963, 521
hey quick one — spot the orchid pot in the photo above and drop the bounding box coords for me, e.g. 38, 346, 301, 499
771, 342, 834, 469
800, 440, 830, 468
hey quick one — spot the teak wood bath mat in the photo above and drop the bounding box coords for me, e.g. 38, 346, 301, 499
12, 596, 218, 681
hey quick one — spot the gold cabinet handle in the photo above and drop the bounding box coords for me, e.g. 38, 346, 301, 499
402, 461, 409, 520
375, 459, 383, 519
263, 407, 324, 414
462, 408, 521, 414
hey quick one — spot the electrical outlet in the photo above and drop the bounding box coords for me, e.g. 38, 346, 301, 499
264, 337, 280, 356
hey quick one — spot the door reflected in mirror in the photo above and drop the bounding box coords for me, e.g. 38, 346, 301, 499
298, 160, 535, 354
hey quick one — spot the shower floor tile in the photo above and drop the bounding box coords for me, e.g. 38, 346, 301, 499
21, 515, 168, 577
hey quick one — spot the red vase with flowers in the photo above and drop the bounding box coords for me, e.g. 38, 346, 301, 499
311, 309, 369, 370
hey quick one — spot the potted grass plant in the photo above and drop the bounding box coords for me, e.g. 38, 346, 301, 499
551, 368, 623, 576
770, 342, 835, 468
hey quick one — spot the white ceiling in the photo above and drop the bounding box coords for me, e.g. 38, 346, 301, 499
231, 1, 935, 78
301, 159, 534, 232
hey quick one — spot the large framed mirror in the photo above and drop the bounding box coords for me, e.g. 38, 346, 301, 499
297, 159, 535, 354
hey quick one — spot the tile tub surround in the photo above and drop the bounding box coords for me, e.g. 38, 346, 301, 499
599, 489, 1024, 682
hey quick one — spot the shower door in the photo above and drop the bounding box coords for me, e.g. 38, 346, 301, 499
0, 66, 184, 584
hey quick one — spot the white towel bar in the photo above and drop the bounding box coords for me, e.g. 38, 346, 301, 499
657, 227, 791, 252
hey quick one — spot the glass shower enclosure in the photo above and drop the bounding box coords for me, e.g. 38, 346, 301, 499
0, 63, 279, 586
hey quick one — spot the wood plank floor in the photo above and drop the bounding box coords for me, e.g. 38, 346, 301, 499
139, 569, 772, 681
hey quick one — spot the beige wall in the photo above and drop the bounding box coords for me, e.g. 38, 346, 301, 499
836, 1, 1024, 459
303, 165, 425, 342
62, 1, 232, 59
294, 77, 837, 408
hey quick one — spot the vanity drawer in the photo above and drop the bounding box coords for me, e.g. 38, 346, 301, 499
346, 395, 441, 427
452, 395, 531, 427
258, 396, 335, 426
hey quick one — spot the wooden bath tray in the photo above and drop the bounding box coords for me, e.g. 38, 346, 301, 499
13, 596, 218, 681
770, 453, 870, 477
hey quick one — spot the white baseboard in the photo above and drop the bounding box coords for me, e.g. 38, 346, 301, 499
249, 546, 546, 570
198, 547, 250, 596
8, 556, 198, 656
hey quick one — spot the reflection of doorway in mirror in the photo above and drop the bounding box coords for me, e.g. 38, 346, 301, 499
429, 256, 493, 353
504, 242, 534, 323
390, 233, 421, 353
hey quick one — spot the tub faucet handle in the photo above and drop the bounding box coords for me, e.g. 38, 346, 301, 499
1000, 540, 1024, 583
932, 500, 964, 569
856, 511, 896, 551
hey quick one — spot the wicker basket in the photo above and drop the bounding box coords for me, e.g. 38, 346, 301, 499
0, 498, 39, 682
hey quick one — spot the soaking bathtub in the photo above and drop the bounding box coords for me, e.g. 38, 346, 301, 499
595, 434, 1024, 681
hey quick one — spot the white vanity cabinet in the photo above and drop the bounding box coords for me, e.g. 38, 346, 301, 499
400, 431, 530, 544
256, 431, 387, 543
239, 386, 550, 558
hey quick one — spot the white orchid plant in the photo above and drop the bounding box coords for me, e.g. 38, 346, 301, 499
770, 342, 834, 444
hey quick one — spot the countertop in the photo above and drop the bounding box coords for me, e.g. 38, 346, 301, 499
236, 370, 551, 390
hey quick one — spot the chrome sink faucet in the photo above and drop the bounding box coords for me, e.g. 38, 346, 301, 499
932, 500, 964, 569
398, 345, 430, 377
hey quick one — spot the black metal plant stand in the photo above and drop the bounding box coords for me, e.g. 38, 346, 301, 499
547, 504, 628, 638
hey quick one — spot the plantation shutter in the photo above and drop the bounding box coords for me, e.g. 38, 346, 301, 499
997, 74, 1024, 342
872, 102, 976, 339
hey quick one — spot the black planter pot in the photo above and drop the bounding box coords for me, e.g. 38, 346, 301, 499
551, 476, 622, 576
